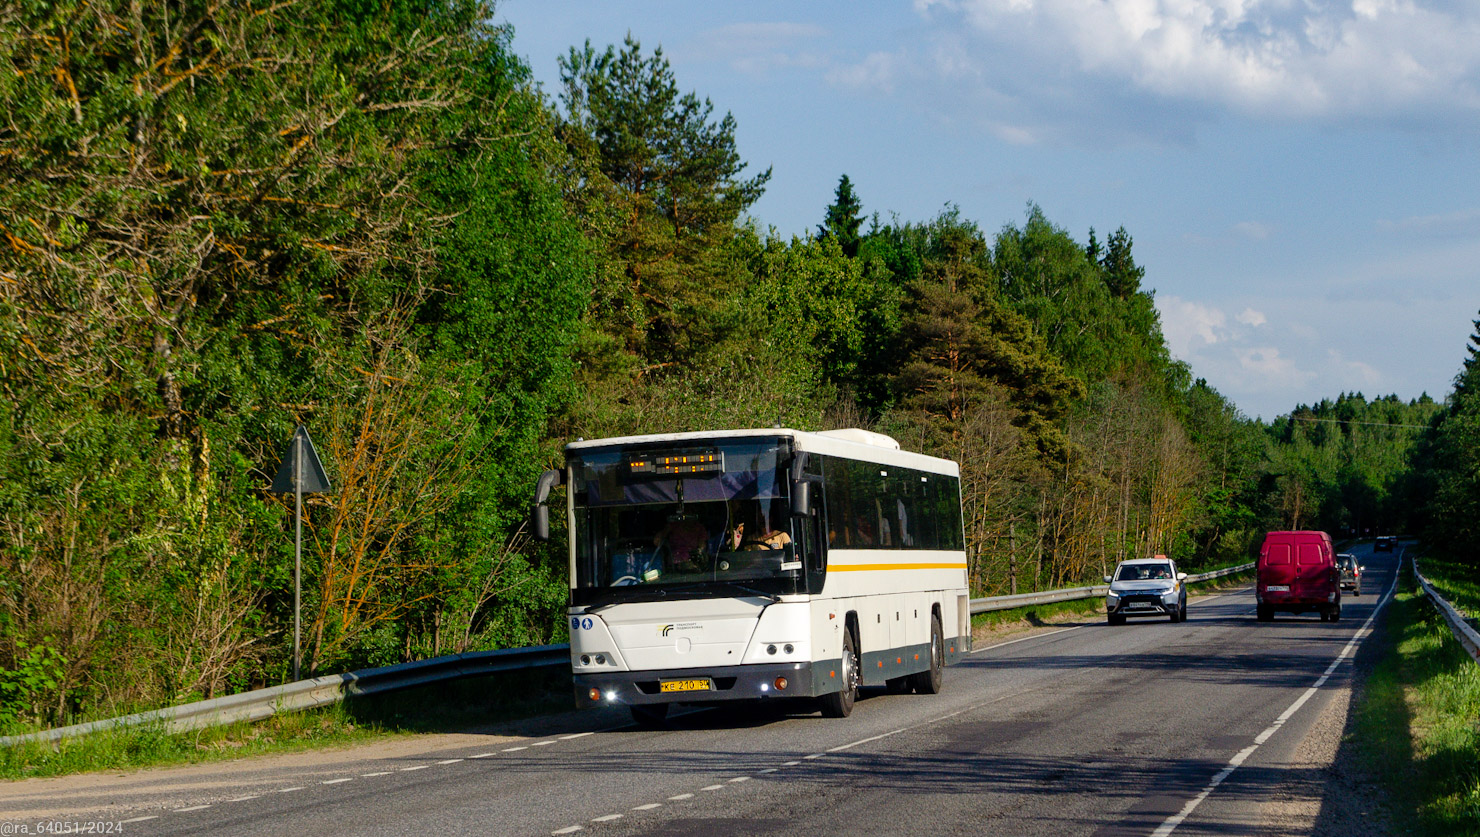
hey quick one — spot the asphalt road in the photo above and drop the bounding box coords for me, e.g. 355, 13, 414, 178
2, 546, 1399, 836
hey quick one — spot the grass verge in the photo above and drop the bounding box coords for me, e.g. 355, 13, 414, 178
0, 667, 571, 781
1353, 560, 1480, 835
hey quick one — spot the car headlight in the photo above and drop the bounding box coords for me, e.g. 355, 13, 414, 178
1106, 592, 1120, 602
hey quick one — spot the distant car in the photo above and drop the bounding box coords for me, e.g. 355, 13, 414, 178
1374, 536, 1397, 552
1337, 553, 1363, 596
1105, 556, 1187, 625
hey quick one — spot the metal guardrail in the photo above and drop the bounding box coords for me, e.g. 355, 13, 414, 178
969, 561, 1254, 615
4, 562, 1255, 747
1413, 559, 1480, 665
0, 645, 569, 748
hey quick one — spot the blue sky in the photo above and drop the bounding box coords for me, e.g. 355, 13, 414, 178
496, 0, 1480, 421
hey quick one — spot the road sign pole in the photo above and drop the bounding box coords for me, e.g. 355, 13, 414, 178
294, 431, 302, 683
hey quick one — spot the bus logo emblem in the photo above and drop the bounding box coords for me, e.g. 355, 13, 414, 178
660, 624, 674, 636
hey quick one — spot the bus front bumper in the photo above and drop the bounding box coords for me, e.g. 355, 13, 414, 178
574, 661, 827, 708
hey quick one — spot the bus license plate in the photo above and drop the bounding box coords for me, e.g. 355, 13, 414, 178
660, 679, 712, 693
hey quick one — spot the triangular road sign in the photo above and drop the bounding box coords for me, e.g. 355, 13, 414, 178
270, 425, 331, 493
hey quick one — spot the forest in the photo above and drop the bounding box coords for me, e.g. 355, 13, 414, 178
1, 0, 1475, 730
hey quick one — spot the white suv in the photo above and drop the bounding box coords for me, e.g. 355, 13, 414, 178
1105, 557, 1188, 625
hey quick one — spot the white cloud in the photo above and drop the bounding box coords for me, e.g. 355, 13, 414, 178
1237, 346, 1315, 389
1159, 295, 1228, 359
1237, 307, 1267, 327
881, 0, 1480, 141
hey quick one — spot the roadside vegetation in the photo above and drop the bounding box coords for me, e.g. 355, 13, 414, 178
1356, 561, 1480, 835
0, 669, 570, 780
0, 0, 1472, 746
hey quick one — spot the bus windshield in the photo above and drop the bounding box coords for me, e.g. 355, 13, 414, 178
569, 438, 804, 606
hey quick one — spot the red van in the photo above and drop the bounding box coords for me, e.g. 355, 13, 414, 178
1256, 531, 1340, 622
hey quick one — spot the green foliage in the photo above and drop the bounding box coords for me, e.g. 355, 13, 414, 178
818, 174, 865, 258
0, 642, 66, 729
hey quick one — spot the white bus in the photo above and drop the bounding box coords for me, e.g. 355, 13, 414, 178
533, 427, 970, 723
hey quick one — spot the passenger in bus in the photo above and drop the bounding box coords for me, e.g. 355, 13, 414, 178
655, 515, 708, 571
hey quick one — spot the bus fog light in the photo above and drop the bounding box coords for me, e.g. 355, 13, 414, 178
784, 644, 794, 654
580, 655, 591, 665
774, 676, 788, 691
588, 688, 601, 702
767, 644, 777, 655
595, 654, 606, 665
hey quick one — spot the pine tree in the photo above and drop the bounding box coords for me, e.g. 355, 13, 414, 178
818, 174, 865, 258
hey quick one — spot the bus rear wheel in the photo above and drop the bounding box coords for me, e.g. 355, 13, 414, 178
908, 614, 944, 695
821, 629, 858, 718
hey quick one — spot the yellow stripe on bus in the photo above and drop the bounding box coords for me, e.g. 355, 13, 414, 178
827, 563, 968, 572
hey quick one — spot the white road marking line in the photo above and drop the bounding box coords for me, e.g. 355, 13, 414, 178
173, 805, 211, 812
361, 771, 391, 777
802, 753, 825, 760
633, 803, 662, 810
1151, 577, 1395, 837
782, 760, 801, 766
532, 740, 556, 746
504, 746, 528, 751
701, 784, 726, 791
593, 814, 623, 822
278, 786, 305, 793
970, 626, 1079, 654
668, 793, 694, 801
758, 768, 778, 774
471, 753, 496, 758
121, 816, 158, 824
828, 728, 906, 752
400, 765, 429, 772
437, 759, 464, 764
552, 827, 583, 835
729, 776, 750, 783
322, 778, 354, 784
560, 732, 596, 740
227, 795, 260, 802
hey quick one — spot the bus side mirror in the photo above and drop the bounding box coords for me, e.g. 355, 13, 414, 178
532, 468, 564, 542
791, 480, 813, 517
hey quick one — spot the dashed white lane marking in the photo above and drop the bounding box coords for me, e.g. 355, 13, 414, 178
552, 827, 584, 835
532, 740, 556, 746
278, 786, 305, 793
758, 767, 778, 774
227, 795, 260, 802
560, 732, 596, 740
828, 728, 905, 752
503, 746, 528, 752
633, 803, 662, 810
729, 776, 750, 783
592, 814, 623, 822
362, 771, 391, 777
471, 752, 496, 758
399, 765, 428, 772
173, 805, 211, 812
322, 778, 354, 784
668, 793, 694, 801
437, 758, 464, 764
782, 760, 801, 766
701, 784, 726, 791
971, 626, 1078, 654
121, 816, 158, 824
1150, 577, 1395, 837
802, 753, 825, 760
